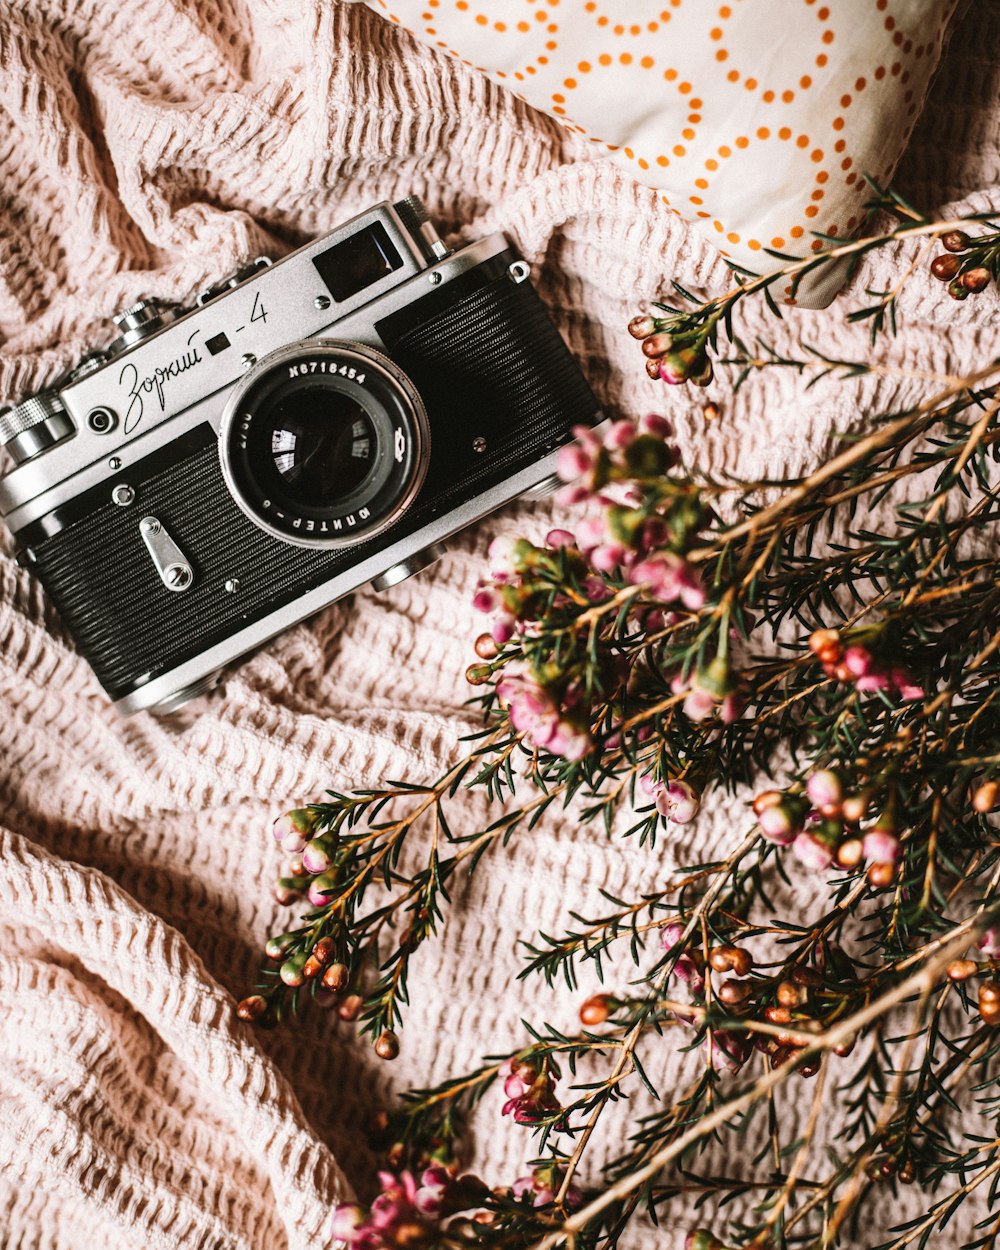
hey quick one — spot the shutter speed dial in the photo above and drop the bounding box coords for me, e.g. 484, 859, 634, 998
107, 298, 182, 355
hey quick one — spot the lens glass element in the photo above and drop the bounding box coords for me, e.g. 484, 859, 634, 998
267, 388, 376, 506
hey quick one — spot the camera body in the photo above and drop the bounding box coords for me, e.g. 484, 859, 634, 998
0, 198, 599, 714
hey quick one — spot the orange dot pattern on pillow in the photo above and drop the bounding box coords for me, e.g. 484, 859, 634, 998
353, 0, 959, 307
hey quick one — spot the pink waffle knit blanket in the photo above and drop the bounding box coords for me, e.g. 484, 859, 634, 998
1, 3, 999, 1247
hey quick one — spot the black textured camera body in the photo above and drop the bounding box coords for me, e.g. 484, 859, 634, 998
20, 250, 596, 704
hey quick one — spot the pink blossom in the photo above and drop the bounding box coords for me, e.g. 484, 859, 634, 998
856, 671, 891, 693
683, 687, 717, 721
709, 1030, 752, 1073
979, 927, 1000, 958
843, 645, 874, 677
642, 775, 700, 824
862, 830, 901, 863
582, 574, 610, 602
500, 1058, 561, 1123
719, 692, 746, 724
329, 1203, 364, 1242
629, 553, 706, 610
555, 483, 590, 506
496, 671, 592, 760
545, 528, 576, 548
545, 718, 593, 761
513, 1167, 583, 1209
792, 831, 835, 870
638, 413, 673, 440
555, 443, 593, 481
603, 419, 636, 450
487, 534, 523, 579
661, 923, 704, 993
889, 668, 924, 701
591, 542, 629, 572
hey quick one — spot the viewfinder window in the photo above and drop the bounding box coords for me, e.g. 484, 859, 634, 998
313, 223, 403, 304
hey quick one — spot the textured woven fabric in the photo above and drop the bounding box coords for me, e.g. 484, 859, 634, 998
0, 2, 999, 1248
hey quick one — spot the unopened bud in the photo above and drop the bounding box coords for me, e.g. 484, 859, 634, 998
236, 994, 268, 1022
627, 314, 657, 339
280, 951, 308, 987
973, 781, 999, 813
322, 961, 350, 992
708, 945, 753, 976
947, 959, 978, 982
867, 861, 897, 888
940, 229, 971, 252
374, 1031, 400, 1060
474, 633, 499, 659
962, 266, 992, 292
338, 993, 364, 1021
579, 994, 613, 1025
930, 253, 960, 281
465, 663, 492, 686
836, 837, 864, 868
265, 933, 295, 961
776, 980, 806, 1008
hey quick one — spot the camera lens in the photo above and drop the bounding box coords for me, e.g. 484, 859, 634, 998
268, 391, 376, 502
219, 341, 430, 548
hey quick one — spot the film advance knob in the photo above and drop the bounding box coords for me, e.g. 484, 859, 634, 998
0, 390, 75, 465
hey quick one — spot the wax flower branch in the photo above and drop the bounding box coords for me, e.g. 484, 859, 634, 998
241, 194, 1000, 1250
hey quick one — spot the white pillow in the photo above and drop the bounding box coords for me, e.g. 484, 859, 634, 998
353, 0, 959, 306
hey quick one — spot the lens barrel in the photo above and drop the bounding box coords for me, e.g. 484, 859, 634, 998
219, 341, 430, 548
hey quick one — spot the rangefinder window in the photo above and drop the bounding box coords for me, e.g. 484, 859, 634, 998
313, 223, 403, 303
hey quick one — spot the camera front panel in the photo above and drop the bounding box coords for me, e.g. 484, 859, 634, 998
20, 249, 599, 707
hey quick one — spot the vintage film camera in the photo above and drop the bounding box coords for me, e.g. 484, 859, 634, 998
0, 198, 600, 714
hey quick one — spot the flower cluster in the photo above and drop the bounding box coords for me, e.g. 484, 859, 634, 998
469, 414, 718, 762
753, 767, 902, 883
500, 1057, 563, 1126
330, 1167, 487, 1250
808, 627, 924, 702
495, 668, 592, 761
628, 312, 716, 386
928, 227, 999, 301
641, 775, 701, 824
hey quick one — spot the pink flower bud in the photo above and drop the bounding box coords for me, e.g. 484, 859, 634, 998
604, 419, 636, 450
792, 831, 835, 870
472, 583, 500, 614
758, 803, 798, 844
281, 828, 309, 854
856, 671, 891, 693
307, 870, 338, 907
661, 922, 685, 951
272, 808, 317, 845
591, 543, 627, 572
555, 483, 590, 506
545, 528, 576, 548
862, 830, 901, 863
683, 687, 717, 721
555, 443, 592, 481
329, 1204, 364, 1242
487, 534, 524, 578
491, 616, 516, 645
546, 718, 593, 761
978, 927, 1000, 958
638, 413, 673, 439
843, 645, 874, 677
806, 769, 842, 809
302, 836, 337, 875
